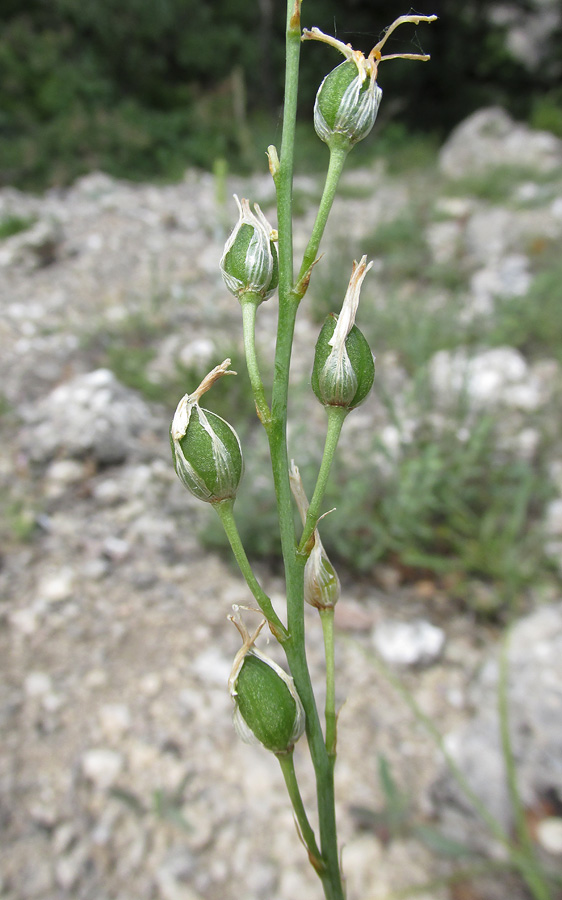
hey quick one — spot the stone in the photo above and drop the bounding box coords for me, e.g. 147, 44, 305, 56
545, 499, 562, 536
0, 218, 62, 269
155, 851, 200, 900
37, 567, 75, 603
430, 603, 562, 855
536, 817, 562, 856
55, 842, 89, 890
428, 346, 549, 412
20, 368, 152, 465
372, 618, 445, 667
469, 254, 531, 314
439, 107, 562, 179
99, 703, 132, 738
24, 671, 52, 697
81, 748, 124, 789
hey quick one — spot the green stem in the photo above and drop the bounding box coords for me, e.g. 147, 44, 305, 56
295, 143, 349, 297
320, 608, 337, 759
268, 4, 345, 897
213, 499, 288, 642
241, 296, 271, 426
298, 406, 348, 556
276, 0, 301, 301
277, 750, 323, 870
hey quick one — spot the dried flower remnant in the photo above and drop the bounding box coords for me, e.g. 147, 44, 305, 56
303, 15, 437, 149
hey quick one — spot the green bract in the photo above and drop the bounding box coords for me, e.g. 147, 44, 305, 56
314, 60, 382, 149
233, 653, 305, 754
171, 404, 243, 503
311, 314, 375, 409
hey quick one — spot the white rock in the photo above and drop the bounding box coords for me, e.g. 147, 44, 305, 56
545, 499, 562, 537
10, 606, 39, 635
426, 220, 463, 265
139, 672, 162, 697
38, 567, 75, 603
81, 748, 124, 788
469, 254, 531, 311
55, 843, 88, 890
24, 671, 52, 697
428, 347, 547, 412
373, 618, 445, 667
440, 107, 562, 179
537, 817, 562, 855
0, 218, 62, 269
21, 368, 152, 465
155, 851, 200, 900
191, 649, 232, 686
99, 703, 132, 738
102, 536, 130, 561
46, 459, 87, 486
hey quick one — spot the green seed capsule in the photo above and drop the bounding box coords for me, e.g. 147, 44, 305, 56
171, 403, 243, 503
220, 195, 278, 302
233, 653, 305, 754
314, 60, 382, 149
311, 314, 375, 409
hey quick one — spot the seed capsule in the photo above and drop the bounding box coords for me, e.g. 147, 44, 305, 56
290, 461, 341, 610
229, 612, 305, 754
303, 16, 436, 150
314, 59, 382, 149
311, 257, 375, 409
220, 195, 279, 302
233, 654, 305, 753
170, 360, 243, 503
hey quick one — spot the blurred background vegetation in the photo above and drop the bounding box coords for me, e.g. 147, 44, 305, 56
1, 0, 561, 190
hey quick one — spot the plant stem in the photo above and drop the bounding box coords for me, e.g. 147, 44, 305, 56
320, 608, 337, 759
241, 296, 271, 426
298, 406, 348, 555
277, 750, 323, 868
295, 144, 349, 297
213, 499, 288, 642
268, 4, 345, 897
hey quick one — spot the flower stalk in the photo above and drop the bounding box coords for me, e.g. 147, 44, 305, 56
169, 7, 436, 899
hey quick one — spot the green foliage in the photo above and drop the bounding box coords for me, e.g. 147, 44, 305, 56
321, 415, 553, 604
1, 0, 561, 188
1, 497, 38, 543
443, 165, 554, 204
530, 92, 562, 138
0, 215, 36, 240
489, 257, 562, 364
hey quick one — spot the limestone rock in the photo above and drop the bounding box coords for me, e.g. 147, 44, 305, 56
20, 368, 152, 465
439, 107, 562, 179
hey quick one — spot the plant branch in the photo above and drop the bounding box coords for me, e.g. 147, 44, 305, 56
295, 143, 349, 298
213, 499, 288, 642
241, 296, 271, 426
298, 406, 348, 556
320, 608, 337, 759
277, 750, 324, 870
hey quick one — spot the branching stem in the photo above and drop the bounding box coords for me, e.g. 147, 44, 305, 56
213, 499, 288, 642
298, 406, 348, 556
240, 295, 271, 426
